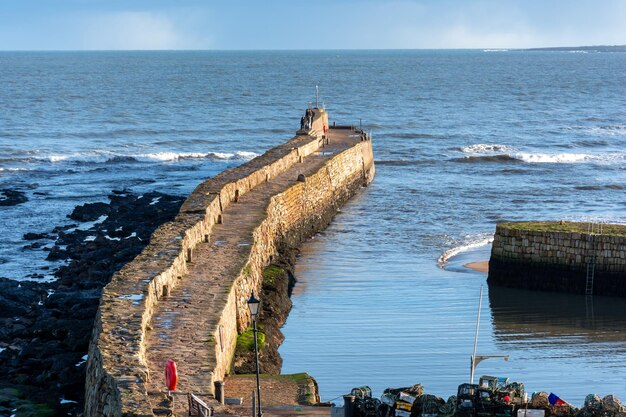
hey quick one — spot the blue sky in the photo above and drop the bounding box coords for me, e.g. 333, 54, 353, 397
1, 0, 625, 50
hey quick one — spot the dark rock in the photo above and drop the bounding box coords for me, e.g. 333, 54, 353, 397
46, 246, 67, 261
23, 242, 45, 250
0, 190, 184, 415
0, 278, 47, 317
0, 189, 27, 206
52, 224, 78, 233
23, 232, 50, 241
68, 202, 110, 222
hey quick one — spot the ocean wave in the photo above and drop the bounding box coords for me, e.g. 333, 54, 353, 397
437, 234, 494, 268
574, 139, 609, 147
375, 159, 437, 166
12, 150, 259, 165
453, 151, 624, 164
460, 144, 513, 153
105, 156, 139, 164
513, 152, 591, 163
589, 125, 626, 135
575, 184, 624, 191
483, 49, 509, 52
566, 125, 626, 136
452, 154, 518, 163
389, 132, 447, 140
0, 167, 32, 172
134, 151, 258, 162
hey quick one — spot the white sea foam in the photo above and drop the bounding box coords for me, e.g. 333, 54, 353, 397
437, 234, 494, 268
566, 124, 626, 136
28, 150, 259, 165
60, 398, 78, 404
48, 155, 70, 162
513, 152, 624, 164
483, 49, 509, 52
135, 150, 258, 162
125, 232, 140, 241
234, 151, 258, 159
461, 144, 512, 153
66, 215, 108, 233
589, 125, 626, 136
75, 354, 88, 367
0, 167, 31, 172
513, 152, 589, 163
459, 143, 624, 165
136, 152, 207, 161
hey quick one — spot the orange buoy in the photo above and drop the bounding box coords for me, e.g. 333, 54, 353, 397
165, 359, 178, 391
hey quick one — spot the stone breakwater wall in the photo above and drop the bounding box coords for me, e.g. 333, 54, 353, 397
85, 112, 375, 416
488, 223, 626, 296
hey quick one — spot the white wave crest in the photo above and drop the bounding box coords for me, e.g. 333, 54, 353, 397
460, 143, 624, 165
40, 151, 113, 164
513, 152, 589, 163
513, 152, 624, 164
235, 151, 259, 159
136, 152, 208, 162
35, 150, 259, 164
589, 125, 626, 136
437, 234, 494, 268
48, 155, 70, 162
461, 144, 512, 154
0, 167, 32, 172
565, 124, 626, 136
126, 151, 259, 162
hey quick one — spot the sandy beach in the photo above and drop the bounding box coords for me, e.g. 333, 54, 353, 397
464, 260, 489, 273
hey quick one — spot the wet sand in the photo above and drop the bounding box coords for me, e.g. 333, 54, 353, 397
464, 260, 489, 273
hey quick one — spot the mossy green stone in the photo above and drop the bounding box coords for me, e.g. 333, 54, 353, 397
262, 264, 285, 286
236, 328, 266, 353
500, 221, 626, 236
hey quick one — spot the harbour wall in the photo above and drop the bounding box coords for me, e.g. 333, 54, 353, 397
488, 223, 626, 296
84, 110, 375, 416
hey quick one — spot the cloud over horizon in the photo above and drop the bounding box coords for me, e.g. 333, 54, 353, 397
0, 0, 624, 50
78, 11, 212, 50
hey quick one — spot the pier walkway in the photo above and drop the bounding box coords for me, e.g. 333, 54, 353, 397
144, 127, 363, 415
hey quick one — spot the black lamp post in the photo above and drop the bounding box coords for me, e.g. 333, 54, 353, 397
248, 292, 262, 417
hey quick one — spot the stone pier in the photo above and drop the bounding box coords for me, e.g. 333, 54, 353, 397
84, 109, 375, 416
488, 221, 626, 296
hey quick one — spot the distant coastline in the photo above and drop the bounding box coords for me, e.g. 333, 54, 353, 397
524, 44, 626, 52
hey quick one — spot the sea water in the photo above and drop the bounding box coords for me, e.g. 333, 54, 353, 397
1, 50, 625, 404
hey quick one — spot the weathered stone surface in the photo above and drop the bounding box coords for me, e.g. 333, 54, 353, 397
84, 110, 375, 416
488, 223, 626, 295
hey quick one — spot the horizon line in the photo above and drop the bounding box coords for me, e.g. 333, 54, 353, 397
1, 44, 625, 53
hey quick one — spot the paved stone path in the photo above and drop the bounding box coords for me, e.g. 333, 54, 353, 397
144, 129, 360, 415
214, 405, 331, 417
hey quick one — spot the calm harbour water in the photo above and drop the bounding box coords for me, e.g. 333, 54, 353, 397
1, 50, 625, 405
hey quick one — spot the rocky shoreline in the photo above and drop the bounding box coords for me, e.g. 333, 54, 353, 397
0, 188, 324, 415
0, 190, 184, 416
